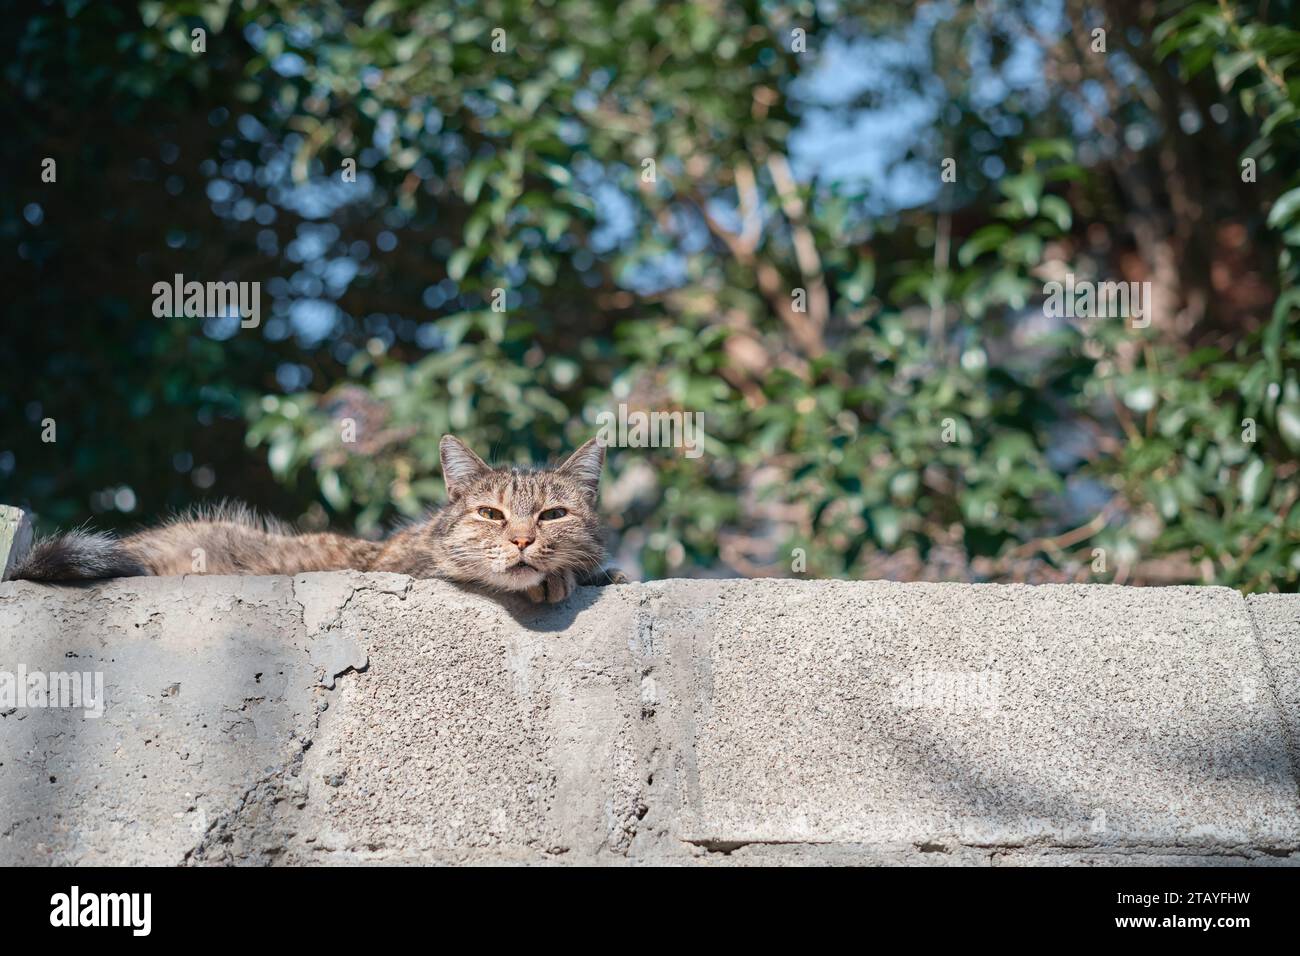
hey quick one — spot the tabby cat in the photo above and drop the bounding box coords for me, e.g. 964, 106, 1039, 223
13, 436, 624, 603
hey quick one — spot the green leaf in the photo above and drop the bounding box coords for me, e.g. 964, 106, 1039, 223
1213, 51, 1256, 91
843, 258, 876, 302
868, 506, 902, 549
957, 225, 1012, 267
1279, 403, 1300, 452
1238, 457, 1271, 507
1264, 288, 1300, 369
462, 158, 492, 203
463, 210, 491, 250
1039, 194, 1073, 232
998, 172, 1043, 218
447, 247, 474, 282
1024, 139, 1074, 163
1262, 102, 1298, 136
320, 470, 349, 510
1267, 187, 1300, 229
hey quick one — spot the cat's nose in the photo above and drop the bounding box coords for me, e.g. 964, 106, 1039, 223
511, 536, 534, 552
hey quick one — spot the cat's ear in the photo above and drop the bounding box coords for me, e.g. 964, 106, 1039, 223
440, 435, 490, 498
557, 437, 605, 502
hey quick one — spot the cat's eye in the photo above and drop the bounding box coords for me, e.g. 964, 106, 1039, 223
539, 507, 568, 521
477, 506, 505, 521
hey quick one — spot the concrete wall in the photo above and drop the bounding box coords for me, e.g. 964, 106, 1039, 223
1, 573, 1297, 865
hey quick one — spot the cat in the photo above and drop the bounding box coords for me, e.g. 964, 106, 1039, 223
12, 435, 626, 603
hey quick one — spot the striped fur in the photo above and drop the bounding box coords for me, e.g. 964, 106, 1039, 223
12, 436, 624, 604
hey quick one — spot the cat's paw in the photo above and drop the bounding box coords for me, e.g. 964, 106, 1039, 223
577, 566, 629, 586
526, 569, 577, 604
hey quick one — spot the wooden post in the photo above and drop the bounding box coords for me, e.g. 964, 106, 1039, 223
0, 506, 33, 581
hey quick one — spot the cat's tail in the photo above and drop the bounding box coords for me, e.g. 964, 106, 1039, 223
10, 530, 148, 582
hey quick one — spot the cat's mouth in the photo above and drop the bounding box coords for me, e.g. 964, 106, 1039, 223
493, 560, 546, 591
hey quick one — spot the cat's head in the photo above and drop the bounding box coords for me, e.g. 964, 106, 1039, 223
433, 435, 607, 592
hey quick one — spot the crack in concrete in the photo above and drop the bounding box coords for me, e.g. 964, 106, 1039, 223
291, 572, 413, 637
183, 732, 318, 865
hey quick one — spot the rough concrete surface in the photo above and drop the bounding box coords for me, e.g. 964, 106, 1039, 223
0, 574, 1297, 866
1246, 594, 1300, 792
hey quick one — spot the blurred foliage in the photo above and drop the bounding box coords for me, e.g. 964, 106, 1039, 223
2, 0, 1298, 590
